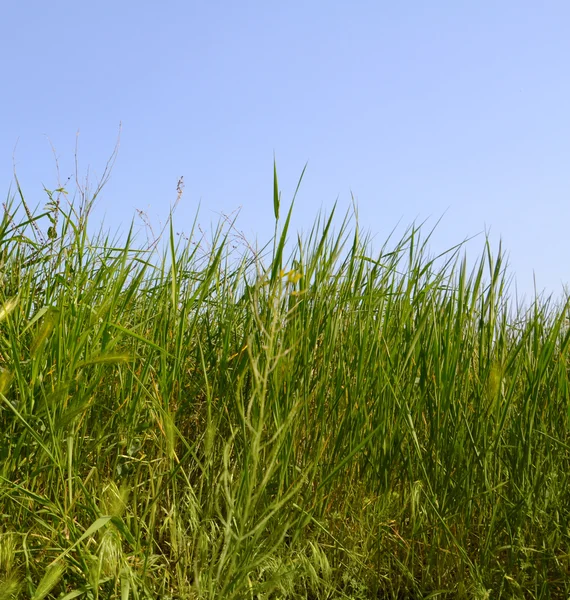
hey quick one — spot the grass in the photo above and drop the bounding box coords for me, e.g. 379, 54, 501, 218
1, 162, 570, 599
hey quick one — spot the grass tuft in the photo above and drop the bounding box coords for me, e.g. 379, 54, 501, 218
0, 166, 569, 598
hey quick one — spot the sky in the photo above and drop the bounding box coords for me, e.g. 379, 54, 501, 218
2, 2, 570, 304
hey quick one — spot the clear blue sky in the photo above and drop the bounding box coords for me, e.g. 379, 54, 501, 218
2, 2, 570, 302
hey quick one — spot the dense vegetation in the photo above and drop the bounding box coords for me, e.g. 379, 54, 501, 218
1, 166, 570, 599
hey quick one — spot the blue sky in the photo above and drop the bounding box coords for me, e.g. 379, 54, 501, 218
2, 2, 570, 302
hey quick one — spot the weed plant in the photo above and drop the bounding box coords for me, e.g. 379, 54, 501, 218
0, 165, 569, 599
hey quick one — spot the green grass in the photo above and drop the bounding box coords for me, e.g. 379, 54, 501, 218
1, 164, 570, 599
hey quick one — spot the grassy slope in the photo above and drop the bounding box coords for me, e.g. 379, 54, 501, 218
1, 169, 570, 599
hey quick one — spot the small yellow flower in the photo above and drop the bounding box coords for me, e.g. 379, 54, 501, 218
281, 269, 301, 285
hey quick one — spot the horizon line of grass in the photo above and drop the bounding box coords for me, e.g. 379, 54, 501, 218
0, 164, 569, 598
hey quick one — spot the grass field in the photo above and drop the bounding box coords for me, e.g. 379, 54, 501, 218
1, 166, 570, 599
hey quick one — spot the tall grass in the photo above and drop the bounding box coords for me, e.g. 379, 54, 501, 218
1, 166, 569, 599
